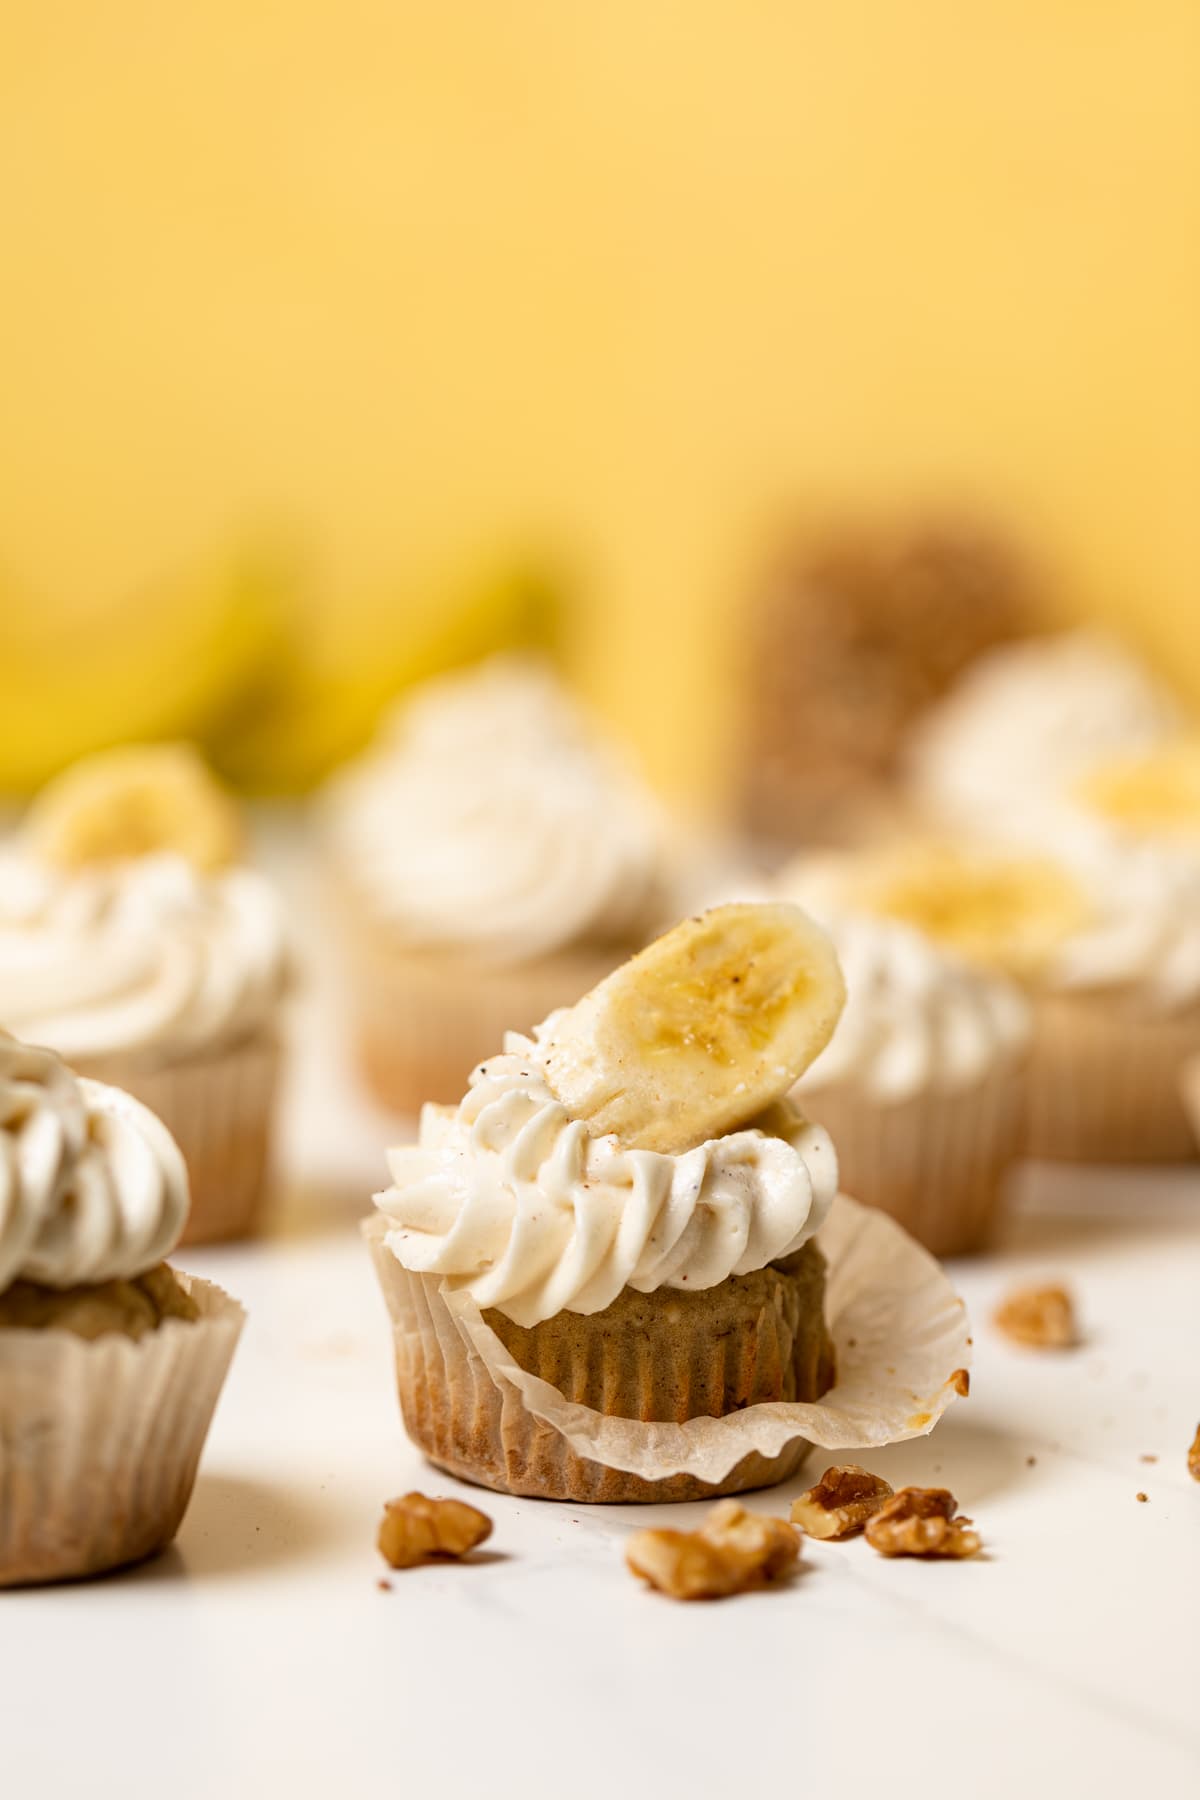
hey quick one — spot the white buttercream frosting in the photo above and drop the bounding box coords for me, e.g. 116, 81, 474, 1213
374, 1024, 838, 1327
324, 656, 668, 963
0, 1033, 189, 1291
907, 629, 1184, 842
1045, 845, 1200, 1013
0, 851, 286, 1065
795, 914, 1029, 1103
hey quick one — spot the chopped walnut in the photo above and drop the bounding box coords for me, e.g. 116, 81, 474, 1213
790, 1465, 894, 1540
626, 1499, 801, 1601
377, 1492, 493, 1569
864, 1486, 982, 1560
1189, 1425, 1200, 1483
992, 1282, 1077, 1350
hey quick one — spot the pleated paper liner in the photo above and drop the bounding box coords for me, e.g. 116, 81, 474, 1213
800, 1059, 1027, 1257
0, 1273, 244, 1587
365, 1193, 971, 1504
78, 1032, 282, 1244
1026, 992, 1200, 1163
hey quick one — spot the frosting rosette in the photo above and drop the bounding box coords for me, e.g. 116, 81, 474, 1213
907, 628, 1185, 842
0, 1033, 188, 1291
323, 656, 669, 963
0, 849, 287, 1065
375, 1024, 838, 1327
795, 913, 1029, 1103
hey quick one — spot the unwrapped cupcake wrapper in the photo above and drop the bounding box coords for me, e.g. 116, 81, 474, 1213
366, 1194, 971, 1502
79, 1033, 281, 1244
1026, 992, 1200, 1163
0, 1274, 244, 1587
800, 1060, 1027, 1257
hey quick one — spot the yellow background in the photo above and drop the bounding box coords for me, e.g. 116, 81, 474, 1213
1, 3, 1197, 802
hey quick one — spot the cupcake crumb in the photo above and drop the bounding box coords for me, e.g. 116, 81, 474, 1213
1139, 1454, 1158, 1464
993, 1282, 1078, 1350
1136, 1492, 1148, 1503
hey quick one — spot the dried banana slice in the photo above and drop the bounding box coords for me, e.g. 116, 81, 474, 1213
26, 743, 242, 873
540, 902, 845, 1154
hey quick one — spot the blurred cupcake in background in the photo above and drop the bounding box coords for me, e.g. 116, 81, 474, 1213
321, 655, 673, 1114
786, 913, 1030, 1256
0, 744, 289, 1242
906, 627, 1187, 846
785, 839, 1200, 1164
736, 519, 1033, 848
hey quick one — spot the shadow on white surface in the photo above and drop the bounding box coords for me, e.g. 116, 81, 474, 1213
124, 1473, 341, 1583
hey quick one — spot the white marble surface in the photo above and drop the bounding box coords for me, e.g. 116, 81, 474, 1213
4, 830, 1200, 1798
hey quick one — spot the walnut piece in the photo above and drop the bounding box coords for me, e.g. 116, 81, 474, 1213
790, 1464, 894, 1540
864, 1486, 982, 1560
377, 1492, 493, 1569
992, 1282, 1077, 1349
1189, 1425, 1200, 1483
626, 1499, 801, 1601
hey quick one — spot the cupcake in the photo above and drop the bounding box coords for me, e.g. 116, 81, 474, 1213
366, 905, 972, 1503
0, 744, 289, 1242
737, 520, 1032, 847
906, 628, 1186, 846
322, 655, 672, 1114
789, 914, 1029, 1255
786, 840, 1200, 1164
0, 1031, 244, 1585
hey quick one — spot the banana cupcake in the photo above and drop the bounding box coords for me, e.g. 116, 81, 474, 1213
786, 841, 1200, 1163
322, 655, 672, 1114
0, 744, 289, 1241
791, 914, 1029, 1255
366, 905, 972, 1503
0, 1031, 244, 1584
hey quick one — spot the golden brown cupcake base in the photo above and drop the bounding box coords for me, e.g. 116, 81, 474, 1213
368, 1220, 834, 1503
0, 1264, 198, 1341
77, 1030, 281, 1243
801, 1060, 1027, 1257
1026, 992, 1200, 1163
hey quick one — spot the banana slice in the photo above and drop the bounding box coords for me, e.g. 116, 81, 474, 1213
539, 902, 845, 1154
26, 743, 242, 873
856, 845, 1090, 980
1076, 739, 1200, 833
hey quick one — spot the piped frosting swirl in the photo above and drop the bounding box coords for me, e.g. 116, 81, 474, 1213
0, 1033, 189, 1291
375, 1023, 837, 1327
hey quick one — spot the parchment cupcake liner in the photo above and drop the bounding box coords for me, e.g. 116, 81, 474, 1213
0, 1273, 244, 1587
365, 1193, 971, 1503
336, 895, 634, 1114
1026, 992, 1200, 1163
800, 1059, 1027, 1257
78, 1033, 281, 1243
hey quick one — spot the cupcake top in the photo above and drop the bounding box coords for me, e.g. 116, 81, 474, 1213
0, 745, 287, 1067
375, 1025, 837, 1328
323, 656, 669, 964
785, 840, 1200, 1015
793, 914, 1029, 1103
375, 903, 848, 1327
906, 629, 1185, 841
0, 851, 286, 1065
0, 1033, 189, 1291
